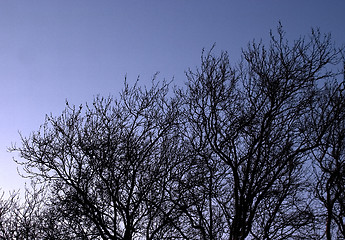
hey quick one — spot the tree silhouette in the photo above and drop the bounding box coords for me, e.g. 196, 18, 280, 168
0, 182, 49, 239
311, 81, 345, 239
11, 79, 182, 240
178, 25, 344, 239
8, 25, 345, 239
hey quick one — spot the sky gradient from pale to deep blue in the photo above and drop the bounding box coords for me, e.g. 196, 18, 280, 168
1, 0, 345, 193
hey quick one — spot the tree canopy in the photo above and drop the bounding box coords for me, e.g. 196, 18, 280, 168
2, 25, 345, 240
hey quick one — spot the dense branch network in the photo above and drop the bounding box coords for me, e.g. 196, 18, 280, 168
1, 25, 345, 240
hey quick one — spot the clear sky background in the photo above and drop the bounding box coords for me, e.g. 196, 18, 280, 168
1, 0, 345, 194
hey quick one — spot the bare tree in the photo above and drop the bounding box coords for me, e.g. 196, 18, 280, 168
0, 182, 49, 240
0, 190, 23, 239
11, 78, 181, 240
311, 81, 345, 240
8, 25, 345, 240
180, 25, 344, 239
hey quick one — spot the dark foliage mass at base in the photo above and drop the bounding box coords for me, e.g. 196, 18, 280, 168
2, 26, 345, 239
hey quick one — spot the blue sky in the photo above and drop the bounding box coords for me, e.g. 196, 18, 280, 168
1, 0, 345, 193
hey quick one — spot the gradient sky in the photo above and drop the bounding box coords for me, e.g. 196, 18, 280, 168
1, 0, 345, 193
